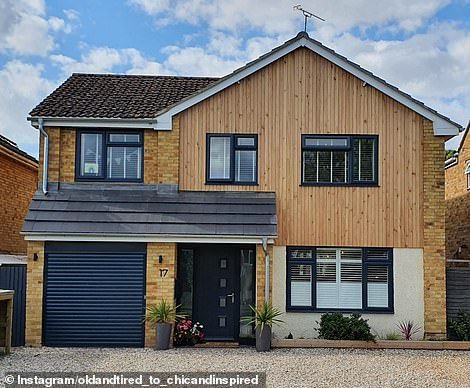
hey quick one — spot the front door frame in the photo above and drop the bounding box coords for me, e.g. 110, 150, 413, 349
177, 243, 256, 342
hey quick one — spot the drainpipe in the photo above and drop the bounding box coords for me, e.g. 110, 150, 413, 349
262, 237, 270, 303
37, 118, 48, 194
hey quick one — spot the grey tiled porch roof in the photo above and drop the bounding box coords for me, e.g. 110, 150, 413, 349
22, 184, 277, 237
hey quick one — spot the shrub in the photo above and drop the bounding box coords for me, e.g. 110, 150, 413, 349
397, 320, 421, 340
316, 313, 375, 341
448, 311, 470, 341
173, 319, 205, 346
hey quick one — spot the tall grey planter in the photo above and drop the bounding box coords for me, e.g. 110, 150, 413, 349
255, 326, 272, 352
155, 323, 172, 350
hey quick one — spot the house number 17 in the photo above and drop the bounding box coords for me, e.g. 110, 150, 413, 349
159, 268, 169, 278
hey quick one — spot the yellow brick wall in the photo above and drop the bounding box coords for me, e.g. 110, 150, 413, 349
39, 125, 179, 185
423, 119, 447, 339
156, 117, 179, 185
25, 241, 45, 346
145, 242, 177, 347
256, 244, 273, 308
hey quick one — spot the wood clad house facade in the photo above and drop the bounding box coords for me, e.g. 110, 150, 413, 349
22, 32, 460, 347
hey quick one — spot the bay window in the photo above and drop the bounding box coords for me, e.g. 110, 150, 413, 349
77, 130, 143, 182
287, 247, 393, 312
302, 135, 378, 186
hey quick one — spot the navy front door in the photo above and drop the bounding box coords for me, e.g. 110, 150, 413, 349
193, 245, 241, 341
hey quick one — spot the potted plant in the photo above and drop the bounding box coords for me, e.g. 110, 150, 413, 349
242, 302, 283, 352
145, 300, 184, 350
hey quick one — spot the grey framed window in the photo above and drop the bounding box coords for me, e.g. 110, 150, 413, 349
286, 247, 393, 313
76, 130, 143, 182
206, 134, 257, 184
302, 135, 378, 186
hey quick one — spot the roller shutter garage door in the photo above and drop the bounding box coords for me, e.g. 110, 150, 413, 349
44, 243, 146, 347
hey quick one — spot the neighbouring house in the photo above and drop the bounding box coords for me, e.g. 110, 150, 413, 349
445, 123, 470, 264
0, 134, 38, 255
23, 32, 461, 347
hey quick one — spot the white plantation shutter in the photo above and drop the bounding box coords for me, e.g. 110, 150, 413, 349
290, 264, 312, 306
367, 266, 389, 307
209, 136, 231, 180
316, 249, 338, 308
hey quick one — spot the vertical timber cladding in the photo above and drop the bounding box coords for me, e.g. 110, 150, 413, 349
145, 243, 177, 347
423, 119, 447, 339
178, 47, 425, 248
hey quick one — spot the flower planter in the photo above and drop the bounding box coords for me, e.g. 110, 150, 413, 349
155, 322, 172, 350
256, 326, 272, 352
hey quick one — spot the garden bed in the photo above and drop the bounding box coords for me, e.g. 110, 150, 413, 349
272, 338, 470, 350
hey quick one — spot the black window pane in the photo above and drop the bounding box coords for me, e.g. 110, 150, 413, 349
237, 137, 255, 147
317, 151, 331, 182
332, 151, 347, 183
209, 136, 231, 180
303, 151, 317, 183
80, 133, 102, 176
109, 133, 140, 143
353, 138, 375, 182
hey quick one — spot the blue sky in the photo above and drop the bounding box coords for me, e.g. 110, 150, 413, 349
1, 0, 469, 157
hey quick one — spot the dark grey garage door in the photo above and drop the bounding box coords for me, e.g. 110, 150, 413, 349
44, 243, 146, 347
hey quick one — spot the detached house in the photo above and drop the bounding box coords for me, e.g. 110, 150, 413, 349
23, 32, 461, 347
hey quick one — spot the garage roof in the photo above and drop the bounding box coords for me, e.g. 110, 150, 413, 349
22, 184, 277, 241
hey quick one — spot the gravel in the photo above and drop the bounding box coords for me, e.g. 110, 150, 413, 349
1, 347, 469, 387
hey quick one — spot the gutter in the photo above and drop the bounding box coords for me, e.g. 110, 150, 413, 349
262, 237, 270, 303
37, 118, 48, 194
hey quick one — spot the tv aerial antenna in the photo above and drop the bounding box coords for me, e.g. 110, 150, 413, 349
293, 5, 325, 32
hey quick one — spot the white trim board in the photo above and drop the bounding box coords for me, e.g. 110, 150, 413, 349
155, 36, 461, 136
24, 233, 276, 245
28, 117, 162, 130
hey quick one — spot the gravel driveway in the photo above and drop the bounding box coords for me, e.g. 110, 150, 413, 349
1, 347, 469, 387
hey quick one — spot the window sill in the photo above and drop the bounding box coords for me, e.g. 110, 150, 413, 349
300, 183, 379, 188
285, 308, 394, 314
75, 178, 144, 183
206, 181, 259, 186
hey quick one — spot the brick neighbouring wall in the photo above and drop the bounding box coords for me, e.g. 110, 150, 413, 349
446, 195, 470, 262
25, 241, 45, 346
423, 119, 447, 339
145, 242, 177, 347
256, 244, 273, 308
59, 129, 75, 182
445, 128, 470, 262
0, 148, 38, 254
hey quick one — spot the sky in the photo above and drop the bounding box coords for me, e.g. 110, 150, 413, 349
1, 0, 469, 157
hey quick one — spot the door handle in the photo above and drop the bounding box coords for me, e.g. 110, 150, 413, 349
226, 293, 235, 303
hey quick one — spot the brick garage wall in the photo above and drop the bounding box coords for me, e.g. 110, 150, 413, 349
423, 119, 447, 339
0, 148, 38, 254
25, 241, 44, 346
145, 243, 177, 347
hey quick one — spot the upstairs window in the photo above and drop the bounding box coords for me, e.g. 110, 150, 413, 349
287, 247, 393, 312
207, 134, 257, 184
77, 130, 143, 182
302, 135, 378, 186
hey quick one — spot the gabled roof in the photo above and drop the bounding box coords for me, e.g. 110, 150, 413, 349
458, 121, 470, 153
29, 32, 462, 136
22, 184, 277, 242
155, 32, 461, 136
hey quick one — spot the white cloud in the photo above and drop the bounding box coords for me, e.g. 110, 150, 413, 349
0, 60, 56, 156
0, 0, 71, 56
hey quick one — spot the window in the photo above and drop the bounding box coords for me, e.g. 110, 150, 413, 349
207, 134, 257, 184
77, 130, 143, 181
466, 162, 470, 190
302, 135, 378, 186
287, 247, 393, 312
